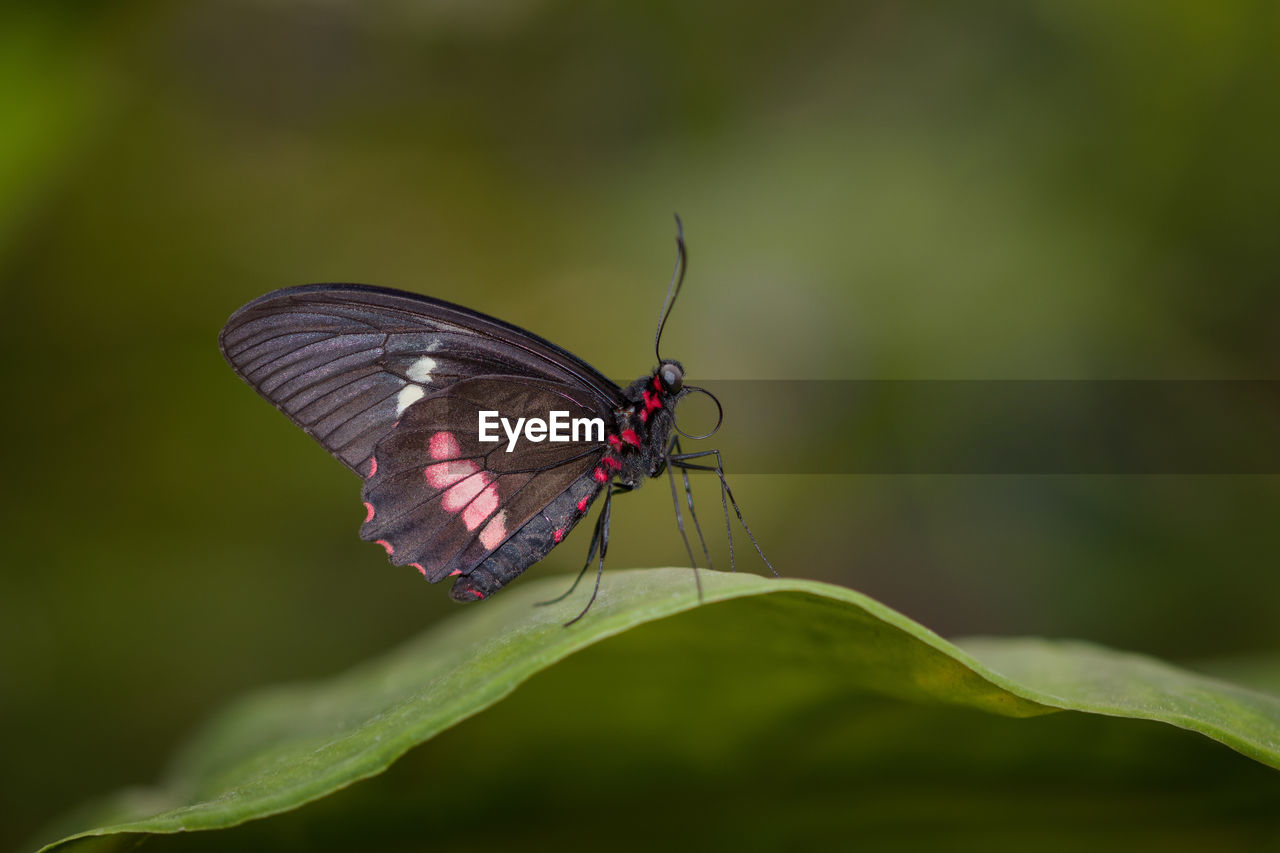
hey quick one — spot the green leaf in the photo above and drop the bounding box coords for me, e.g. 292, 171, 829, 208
36, 568, 1280, 851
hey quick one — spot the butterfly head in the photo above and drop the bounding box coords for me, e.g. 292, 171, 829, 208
658, 361, 684, 395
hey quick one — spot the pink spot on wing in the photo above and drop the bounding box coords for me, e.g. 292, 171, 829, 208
429, 431, 461, 460
553, 528, 564, 543
462, 482, 500, 530
367, 456, 378, 478
608, 434, 623, 452
621, 429, 641, 447
443, 471, 488, 512
363, 501, 375, 522
449, 569, 462, 577
426, 459, 480, 489
577, 497, 589, 513
479, 510, 507, 550
410, 562, 426, 576
376, 539, 394, 555
593, 467, 608, 483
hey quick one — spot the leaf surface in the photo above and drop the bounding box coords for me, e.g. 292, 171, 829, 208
37, 569, 1280, 851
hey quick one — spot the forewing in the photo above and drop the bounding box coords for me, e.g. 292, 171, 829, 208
360, 377, 607, 581
218, 284, 622, 474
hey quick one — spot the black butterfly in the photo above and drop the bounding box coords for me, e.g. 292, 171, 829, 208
218, 221, 772, 623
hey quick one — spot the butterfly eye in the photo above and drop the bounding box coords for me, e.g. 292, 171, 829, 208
660, 362, 683, 394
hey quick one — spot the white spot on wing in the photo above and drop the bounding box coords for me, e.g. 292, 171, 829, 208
396, 384, 425, 415
407, 356, 437, 383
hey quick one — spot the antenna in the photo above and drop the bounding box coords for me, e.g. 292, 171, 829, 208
654, 214, 687, 363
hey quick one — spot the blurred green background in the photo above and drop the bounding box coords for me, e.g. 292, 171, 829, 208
3, 1, 1279, 849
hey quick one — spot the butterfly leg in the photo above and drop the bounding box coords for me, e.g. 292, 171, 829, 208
665, 439, 705, 602
534, 506, 604, 607
537, 484, 634, 608
670, 438, 711, 571
669, 437, 714, 571
669, 449, 778, 577
670, 436, 726, 572
564, 486, 614, 627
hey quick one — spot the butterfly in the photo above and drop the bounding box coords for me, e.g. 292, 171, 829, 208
218, 220, 773, 623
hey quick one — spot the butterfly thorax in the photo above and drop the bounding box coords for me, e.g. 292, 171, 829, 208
604, 364, 688, 489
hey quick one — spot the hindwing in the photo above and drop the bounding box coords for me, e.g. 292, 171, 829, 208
359, 376, 608, 582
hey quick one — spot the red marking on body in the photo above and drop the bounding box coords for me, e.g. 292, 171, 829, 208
471, 590, 485, 600
603, 456, 622, 471
621, 428, 641, 447
367, 456, 378, 478
363, 501, 375, 522
411, 562, 426, 576
462, 482, 500, 530
553, 528, 565, 543
653, 375, 663, 391
577, 497, 589, 513
426, 458, 480, 489
639, 409, 648, 423
643, 390, 663, 412
608, 434, 623, 452
480, 510, 507, 550
593, 467, 608, 483
376, 539, 394, 555
429, 431, 462, 460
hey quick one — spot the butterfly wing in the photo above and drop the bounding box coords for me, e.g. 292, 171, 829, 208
218, 284, 624, 475
220, 284, 623, 598
360, 376, 607, 584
